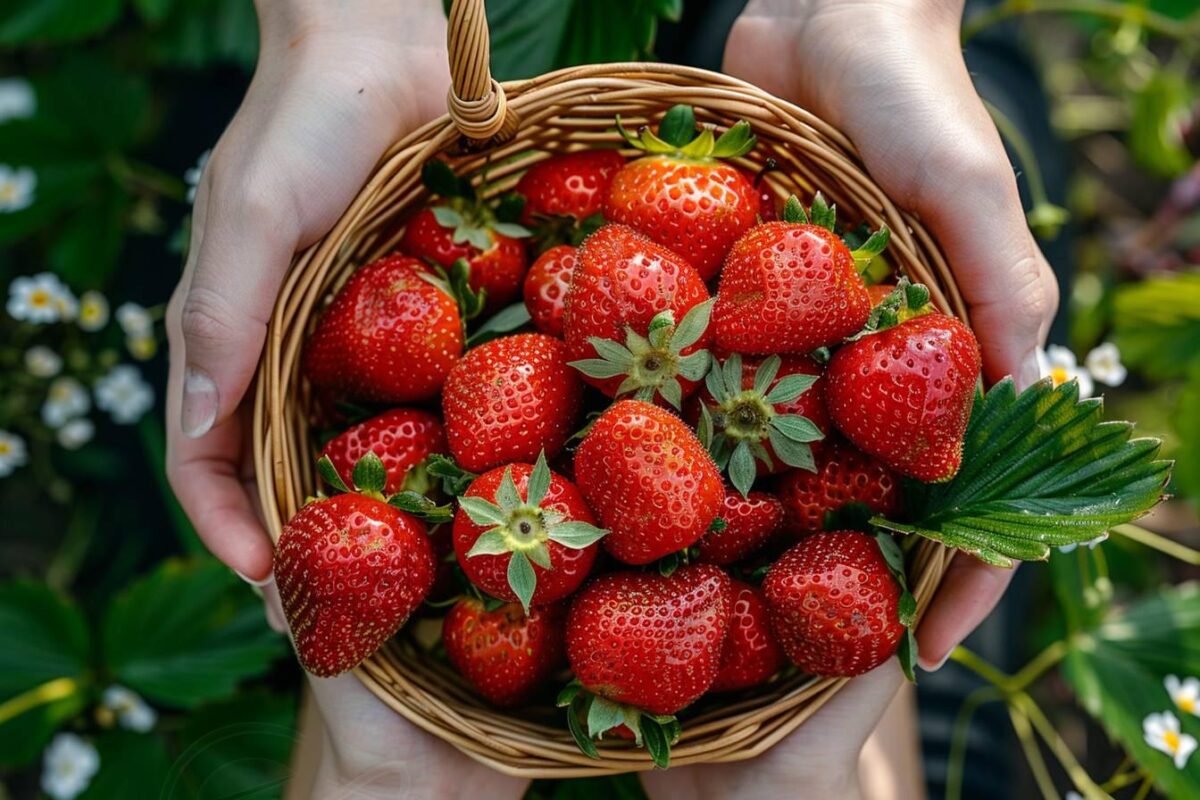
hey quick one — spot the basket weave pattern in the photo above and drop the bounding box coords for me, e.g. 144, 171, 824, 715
253, 0, 961, 777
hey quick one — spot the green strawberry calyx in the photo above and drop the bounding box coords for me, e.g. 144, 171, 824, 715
617, 104, 756, 162
850, 277, 934, 340
557, 681, 681, 769
781, 193, 891, 272
698, 354, 824, 497
873, 532, 919, 683
568, 299, 714, 409
316, 452, 453, 524
459, 452, 608, 613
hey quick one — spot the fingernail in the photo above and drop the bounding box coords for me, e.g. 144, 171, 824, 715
919, 651, 951, 672
182, 366, 218, 438
1016, 349, 1043, 392
234, 569, 275, 588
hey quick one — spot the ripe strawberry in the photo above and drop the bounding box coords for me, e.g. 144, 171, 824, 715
825, 281, 981, 482
574, 400, 723, 565
274, 491, 436, 677
762, 531, 904, 677
320, 408, 446, 496
302, 253, 463, 404
698, 488, 784, 565
564, 224, 712, 408
516, 149, 625, 224
690, 353, 828, 495
454, 455, 606, 610
712, 195, 888, 355
563, 563, 732, 763
523, 244, 575, 337
443, 598, 566, 707
604, 105, 759, 280
442, 333, 583, 474
778, 440, 901, 535
741, 160, 779, 221
867, 282, 896, 306
711, 580, 784, 692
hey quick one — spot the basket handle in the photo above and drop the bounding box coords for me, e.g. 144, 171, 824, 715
446, 0, 516, 142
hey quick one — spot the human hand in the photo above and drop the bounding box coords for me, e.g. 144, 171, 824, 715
165, 0, 451, 581
724, 0, 1059, 670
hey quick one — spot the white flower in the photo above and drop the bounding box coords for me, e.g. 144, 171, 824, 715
1144, 711, 1198, 769
1037, 345, 1094, 399
126, 334, 157, 361
1065, 792, 1084, 800
40, 733, 99, 800
1167, 676, 1200, 718
42, 377, 90, 428
94, 364, 154, 424
76, 291, 109, 332
115, 302, 153, 337
0, 78, 36, 122
57, 418, 94, 450
0, 164, 36, 212
100, 685, 157, 732
25, 345, 62, 377
0, 430, 28, 477
1057, 533, 1108, 554
1085, 342, 1127, 388
7, 272, 74, 323
184, 149, 210, 204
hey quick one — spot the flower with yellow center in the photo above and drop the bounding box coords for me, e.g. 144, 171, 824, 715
7, 272, 75, 324
1144, 711, 1198, 769
0, 430, 28, 477
0, 164, 35, 212
1085, 342, 1127, 388
1036, 345, 1093, 398
1167, 675, 1200, 718
126, 334, 157, 361
77, 291, 109, 332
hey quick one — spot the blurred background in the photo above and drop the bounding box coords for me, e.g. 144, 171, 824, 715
0, 1, 1197, 798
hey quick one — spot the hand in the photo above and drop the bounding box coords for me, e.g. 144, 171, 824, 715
165, 0, 451, 581
724, 0, 1059, 670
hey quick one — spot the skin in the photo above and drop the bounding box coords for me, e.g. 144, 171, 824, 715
166, 0, 1057, 796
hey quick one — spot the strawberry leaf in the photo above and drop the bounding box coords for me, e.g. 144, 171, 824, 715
458, 496, 508, 528
677, 350, 711, 381
351, 452, 388, 496
873, 378, 1172, 568
466, 302, 532, 346
447, 259, 486, 321
546, 521, 608, 548
494, 192, 526, 224
669, 299, 713, 354
431, 205, 465, 229
782, 195, 808, 224
491, 221, 532, 239
710, 120, 756, 159
566, 694, 601, 760
767, 429, 815, 471
764, 373, 817, 405
640, 715, 673, 768
897, 629, 918, 683
658, 379, 683, 410
769, 414, 824, 443
465, 529, 509, 557
729, 440, 756, 497
387, 492, 453, 524
586, 695, 623, 737
809, 192, 836, 231
316, 455, 349, 494
422, 160, 472, 199
874, 532, 918, 683
556, 679, 582, 707
657, 105, 696, 148
507, 551, 537, 613
426, 455, 475, 496
526, 452, 552, 508
495, 467, 523, 511
527, 543, 552, 569
752, 355, 781, 395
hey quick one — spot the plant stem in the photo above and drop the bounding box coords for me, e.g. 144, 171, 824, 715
1007, 704, 1059, 800
1009, 640, 1069, 692
0, 677, 79, 726
1101, 768, 1149, 793
949, 646, 1012, 688
962, 0, 1198, 43
1015, 692, 1107, 798
1132, 774, 1154, 800
1112, 523, 1200, 565
946, 685, 1005, 800
983, 100, 1067, 239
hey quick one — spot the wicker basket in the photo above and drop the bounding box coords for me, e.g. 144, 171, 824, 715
253, 0, 963, 778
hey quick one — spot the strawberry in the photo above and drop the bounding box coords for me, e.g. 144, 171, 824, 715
302, 253, 463, 404
711, 580, 784, 692
562, 563, 733, 766
399, 161, 531, 312
691, 353, 828, 495
274, 455, 438, 677
698, 488, 784, 565
712, 194, 888, 355
604, 105, 759, 280
564, 224, 713, 408
742, 160, 779, 221
443, 597, 566, 707
825, 280, 981, 482
574, 400, 723, 565
523, 244, 575, 337
866, 282, 896, 306
453, 454, 606, 610
516, 149, 625, 224
778, 440, 901, 535
442, 333, 583, 474
320, 408, 446, 496
763, 531, 904, 677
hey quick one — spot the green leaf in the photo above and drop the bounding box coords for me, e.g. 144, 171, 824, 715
1174, 368, 1200, 503
588, 336, 636, 367
722, 354, 743, 398
133, 0, 176, 23
659, 379, 683, 410
782, 195, 808, 224
80, 731, 172, 800
769, 414, 824, 443
753, 356, 782, 395
49, 186, 130, 289
809, 192, 836, 231
710, 120, 757, 159
640, 715, 673, 768
527, 543, 553, 569
459, 496, 507, 528
507, 552, 537, 613
316, 456, 350, 494
465, 529, 511, 558
670, 299, 713, 354
102, 558, 285, 708
729, 440, 756, 498
697, 403, 714, 449
526, 452, 552, 508
547, 521, 608, 548
764, 374, 818, 405
388, 492, 453, 524
768, 428, 816, 471
351, 452, 387, 495
566, 695, 600, 759
448, 259, 486, 320
467, 302, 532, 346
1113, 272, 1200, 381
874, 378, 1172, 567
423, 161, 468, 199
897, 629, 918, 683
496, 467, 524, 510
657, 105, 696, 148
556, 680, 583, 707
0, 0, 122, 44
677, 350, 711, 382
492, 222, 532, 239
426, 455, 476, 496
586, 695, 623, 737
704, 359, 729, 402
145, 0, 260, 69
432, 205, 465, 229
569, 358, 630, 380
1129, 71, 1194, 178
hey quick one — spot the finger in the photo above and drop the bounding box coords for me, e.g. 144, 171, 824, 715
915, 556, 1017, 670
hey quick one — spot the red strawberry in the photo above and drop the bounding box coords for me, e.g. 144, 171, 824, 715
712, 195, 887, 355
523, 245, 575, 337
565, 564, 732, 742
741, 161, 779, 221
320, 408, 446, 496
443, 598, 566, 707
401, 208, 528, 311
763, 531, 904, 677
274, 491, 436, 676
867, 282, 896, 306
442, 333, 583, 474
516, 149, 625, 224
303, 253, 463, 404
825, 281, 981, 482
711, 580, 784, 692
563, 224, 712, 408
778, 440, 901, 535
689, 353, 829, 495
574, 400, 723, 565
453, 455, 606, 609
604, 105, 758, 280
698, 489, 784, 565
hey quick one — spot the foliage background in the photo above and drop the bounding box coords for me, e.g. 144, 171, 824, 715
0, 0, 1197, 798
